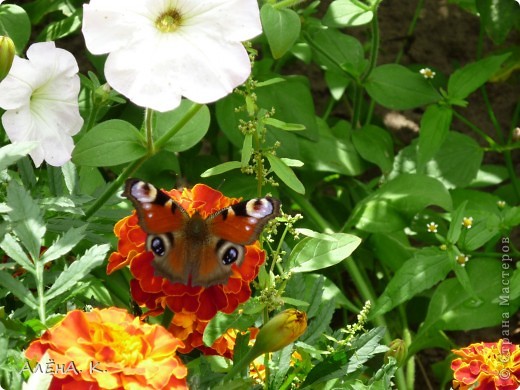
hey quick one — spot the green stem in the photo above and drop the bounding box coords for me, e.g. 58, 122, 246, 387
351, 83, 363, 129
83, 158, 145, 220
35, 260, 46, 325
145, 108, 155, 155
395, 0, 424, 64
453, 110, 496, 147
83, 103, 203, 220
286, 189, 334, 233
154, 103, 203, 150
222, 344, 262, 382
481, 86, 504, 144
360, 7, 380, 84
272, 0, 305, 9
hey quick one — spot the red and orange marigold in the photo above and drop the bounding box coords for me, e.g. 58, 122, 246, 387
108, 184, 266, 322
451, 339, 520, 390
25, 307, 187, 389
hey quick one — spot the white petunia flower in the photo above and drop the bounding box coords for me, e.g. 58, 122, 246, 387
0, 42, 83, 167
82, 0, 262, 112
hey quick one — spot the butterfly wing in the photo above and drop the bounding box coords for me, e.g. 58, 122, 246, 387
123, 179, 190, 283
190, 197, 280, 287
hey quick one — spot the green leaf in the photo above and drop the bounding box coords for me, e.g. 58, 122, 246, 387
417, 258, 518, 336
266, 153, 305, 194
45, 244, 109, 301
391, 132, 483, 189
203, 304, 261, 346
447, 53, 510, 100
36, 8, 81, 41
302, 328, 386, 388
371, 248, 453, 318
460, 215, 500, 251
0, 270, 37, 309
290, 233, 362, 273
260, 4, 301, 59
299, 119, 364, 176
365, 64, 441, 110
41, 226, 87, 264
309, 28, 366, 77
72, 119, 146, 166
241, 134, 253, 167
323, 0, 374, 27
476, 0, 520, 44
447, 201, 467, 244
352, 174, 452, 233
263, 117, 306, 131
352, 125, 394, 173
7, 181, 45, 260
417, 105, 453, 172
0, 233, 34, 273
0, 142, 38, 171
155, 101, 211, 152
200, 161, 242, 177
0, 4, 31, 53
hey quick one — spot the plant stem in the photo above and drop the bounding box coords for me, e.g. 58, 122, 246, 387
84, 103, 203, 220
35, 260, 46, 325
452, 111, 497, 147
395, 0, 424, 64
145, 108, 155, 155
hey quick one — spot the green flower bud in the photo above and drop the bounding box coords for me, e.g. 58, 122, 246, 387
0, 36, 15, 82
253, 309, 307, 354
384, 338, 408, 368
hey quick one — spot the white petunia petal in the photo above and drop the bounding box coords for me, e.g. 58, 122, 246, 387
0, 42, 82, 167
82, 0, 262, 110
83, 0, 155, 55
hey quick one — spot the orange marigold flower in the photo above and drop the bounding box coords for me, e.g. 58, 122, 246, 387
451, 339, 520, 390
168, 310, 258, 359
25, 307, 187, 389
108, 184, 266, 321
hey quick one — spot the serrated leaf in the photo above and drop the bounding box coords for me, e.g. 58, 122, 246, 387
0, 233, 34, 273
0, 142, 37, 171
301, 298, 335, 345
0, 270, 37, 309
290, 233, 362, 273
41, 226, 87, 264
261, 4, 301, 59
266, 153, 305, 194
200, 161, 242, 177
7, 181, 45, 260
72, 119, 146, 167
44, 244, 109, 301
302, 328, 386, 388
371, 248, 453, 318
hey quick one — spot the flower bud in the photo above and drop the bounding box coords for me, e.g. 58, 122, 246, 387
253, 309, 307, 354
384, 339, 408, 367
0, 36, 15, 82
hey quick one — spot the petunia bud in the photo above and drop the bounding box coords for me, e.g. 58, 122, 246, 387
253, 309, 307, 354
0, 36, 15, 82
384, 339, 408, 367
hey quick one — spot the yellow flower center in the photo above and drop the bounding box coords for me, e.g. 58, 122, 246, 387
483, 346, 514, 373
94, 323, 144, 366
155, 9, 183, 33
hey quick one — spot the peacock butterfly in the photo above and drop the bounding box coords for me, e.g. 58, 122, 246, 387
123, 179, 280, 287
